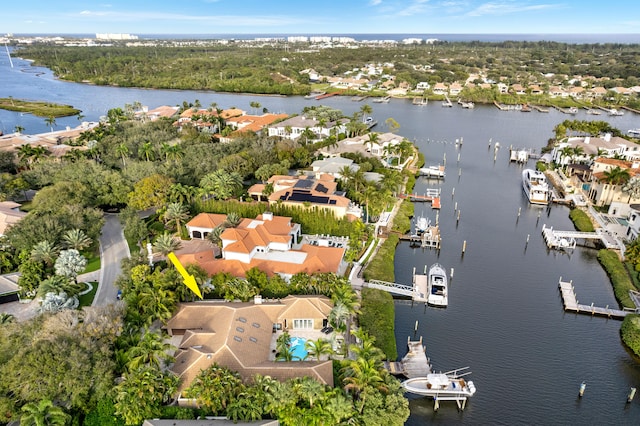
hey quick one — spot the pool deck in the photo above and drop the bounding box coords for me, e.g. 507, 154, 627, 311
270, 329, 336, 361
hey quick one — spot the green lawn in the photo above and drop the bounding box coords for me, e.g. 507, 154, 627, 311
78, 281, 98, 307
83, 255, 101, 273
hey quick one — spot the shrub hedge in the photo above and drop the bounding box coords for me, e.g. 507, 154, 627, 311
597, 249, 636, 308
620, 314, 640, 358
569, 208, 595, 232
360, 288, 398, 360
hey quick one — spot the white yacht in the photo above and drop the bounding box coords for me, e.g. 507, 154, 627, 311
522, 169, 551, 205
415, 216, 431, 234
427, 263, 448, 307
402, 369, 476, 408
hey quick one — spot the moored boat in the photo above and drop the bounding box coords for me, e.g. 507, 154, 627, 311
418, 165, 445, 178
415, 216, 431, 234
402, 372, 476, 398
522, 169, 551, 205
427, 263, 448, 307
628, 129, 640, 137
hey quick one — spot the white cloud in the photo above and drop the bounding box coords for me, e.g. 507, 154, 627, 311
369, 0, 383, 5
72, 10, 301, 27
466, 1, 561, 17
396, 0, 430, 17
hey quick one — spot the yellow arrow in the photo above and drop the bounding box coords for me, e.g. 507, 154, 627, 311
167, 252, 203, 299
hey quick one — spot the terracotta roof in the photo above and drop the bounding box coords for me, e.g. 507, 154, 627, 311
186, 213, 228, 229
226, 113, 289, 133
0, 202, 26, 236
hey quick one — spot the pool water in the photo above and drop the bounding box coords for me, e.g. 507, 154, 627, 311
289, 337, 308, 360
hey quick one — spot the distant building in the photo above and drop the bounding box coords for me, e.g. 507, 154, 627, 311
95, 33, 138, 40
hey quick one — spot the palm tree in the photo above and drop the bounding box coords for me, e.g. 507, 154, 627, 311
305, 337, 334, 360
116, 143, 130, 168
224, 212, 242, 228
14, 125, 25, 134
163, 202, 190, 236
20, 399, 70, 426
168, 183, 197, 204
44, 116, 57, 132
360, 104, 373, 122
206, 225, 226, 248
137, 285, 177, 325
62, 228, 92, 251
125, 329, 175, 371
153, 233, 182, 257
139, 141, 155, 162
342, 357, 388, 412
602, 166, 631, 186
329, 301, 350, 333
200, 170, 243, 200
31, 240, 59, 268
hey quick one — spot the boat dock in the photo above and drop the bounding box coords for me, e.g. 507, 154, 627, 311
413, 97, 428, 106
315, 92, 339, 100
541, 224, 619, 250
531, 105, 549, 112
399, 337, 432, 378
558, 278, 635, 319
365, 266, 430, 302
399, 226, 441, 249
552, 105, 578, 114
399, 190, 441, 209
442, 95, 453, 107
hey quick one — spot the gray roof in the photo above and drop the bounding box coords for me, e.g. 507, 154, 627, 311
0, 272, 20, 296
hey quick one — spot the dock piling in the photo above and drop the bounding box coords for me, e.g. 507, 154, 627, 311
579, 381, 586, 397
628, 387, 636, 403
452, 187, 455, 197
462, 240, 467, 254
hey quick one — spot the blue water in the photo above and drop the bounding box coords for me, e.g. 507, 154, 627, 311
290, 337, 308, 361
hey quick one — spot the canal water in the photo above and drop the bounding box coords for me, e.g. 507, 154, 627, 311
2, 51, 640, 424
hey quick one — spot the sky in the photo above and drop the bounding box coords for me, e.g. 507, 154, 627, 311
3, 0, 640, 36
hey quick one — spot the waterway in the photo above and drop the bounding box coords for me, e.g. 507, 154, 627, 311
2, 51, 640, 424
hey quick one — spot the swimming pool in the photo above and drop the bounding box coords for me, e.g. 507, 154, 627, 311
289, 337, 308, 360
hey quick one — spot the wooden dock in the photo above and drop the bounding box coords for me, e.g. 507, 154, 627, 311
558, 278, 632, 320
400, 337, 432, 378
315, 92, 339, 100
399, 191, 441, 209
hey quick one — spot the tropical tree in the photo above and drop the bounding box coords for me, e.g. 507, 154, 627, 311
20, 399, 70, 426
115, 143, 130, 168
224, 212, 242, 228
114, 365, 178, 426
305, 337, 334, 360
44, 116, 57, 132
602, 166, 631, 185
623, 175, 640, 203
153, 233, 182, 257
138, 141, 155, 162
54, 249, 87, 281
14, 125, 25, 134
360, 104, 373, 122
30, 240, 60, 268
342, 357, 389, 412
206, 225, 226, 248
182, 364, 244, 414
62, 228, 92, 251
163, 202, 190, 236
199, 170, 243, 200
124, 329, 175, 371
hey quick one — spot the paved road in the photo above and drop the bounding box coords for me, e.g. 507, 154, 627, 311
93, 214, 130, 306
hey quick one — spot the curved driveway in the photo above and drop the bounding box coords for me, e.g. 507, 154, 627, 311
93, 214, 130, 306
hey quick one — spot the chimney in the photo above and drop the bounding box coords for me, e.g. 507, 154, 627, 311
254, 295, 263, 304
263, 211, 273, 221
584, 136, 590, 144
604, 133, 612, 142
